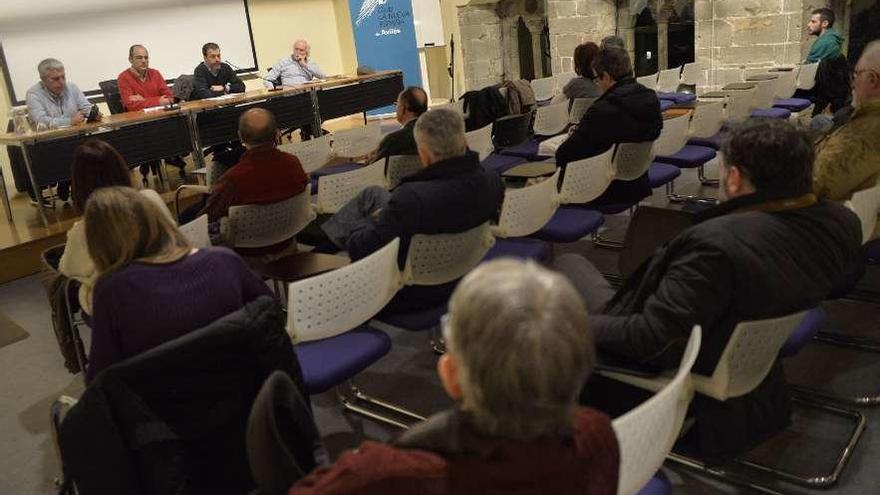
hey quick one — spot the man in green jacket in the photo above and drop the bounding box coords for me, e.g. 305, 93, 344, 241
805, 8, 844, 64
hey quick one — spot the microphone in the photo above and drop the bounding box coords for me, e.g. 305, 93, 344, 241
225, 60, 282, 91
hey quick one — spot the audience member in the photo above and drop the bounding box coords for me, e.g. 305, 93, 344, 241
555, 119, 862, 459
201, 108, 309, 254
805, 8, 843, 64
563, 42, 602, 100
600, 35, 625, 51
117, 44, 187, 181
59, 140, 173, 315
368, 86, 428, 163
266, 40, 327, 87
193, 42, 246, 99
84, 187, 272, 381
555, 47, 662, 205
290, 259, 620, 495
813, 40, 880, 202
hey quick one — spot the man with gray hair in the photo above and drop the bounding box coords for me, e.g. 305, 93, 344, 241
290, 259, 620, 494
265, 39, 327, 87
600, 35, 626, 50
26, 58, 96, 128
319, 108, 503, 308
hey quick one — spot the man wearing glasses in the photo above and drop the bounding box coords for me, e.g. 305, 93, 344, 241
813, 40, 880, 205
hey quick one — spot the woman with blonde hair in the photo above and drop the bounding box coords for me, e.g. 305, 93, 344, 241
84, 187, 271, 381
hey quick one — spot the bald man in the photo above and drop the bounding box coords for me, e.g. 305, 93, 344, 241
265, 39, 327, 87
369, 86, 428, 163
202, 109, 308, 254
813, 40, 880, 204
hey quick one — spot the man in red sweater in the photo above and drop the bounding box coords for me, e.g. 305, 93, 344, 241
117, 44, 187, 180
202, 108, 309, 254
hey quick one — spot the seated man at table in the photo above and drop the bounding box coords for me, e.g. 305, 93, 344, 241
25, 58, 100, 203
555, 47, 662, 206
117, 44, 187, 181
366, 86, 427, 163
192, 42, 246, 100
265, 39, 326, 88
202, 108, 308, 255
320, 108, 504, 311
290, 259, 619, 494
554, 119, 862, 460
813, 41, 880, 207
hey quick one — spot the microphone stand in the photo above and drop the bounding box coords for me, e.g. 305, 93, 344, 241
225, 60, 282, 91
447, 35, 455, 103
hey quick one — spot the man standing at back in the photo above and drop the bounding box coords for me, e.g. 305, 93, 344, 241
265, 40, 326, 87
555, 119, 861, 460
805, 8, 843, 64
193, 42, 246, 99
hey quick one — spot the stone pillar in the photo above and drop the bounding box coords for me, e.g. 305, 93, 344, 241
527, 19, 547, 78
457, 3, 505, 91
546, 0, 617, 75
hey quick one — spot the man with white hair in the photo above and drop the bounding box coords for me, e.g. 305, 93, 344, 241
813, 40, 880, 202
26, 58, 95, 128
290, 259, 620, 494
265, 39, 326, 87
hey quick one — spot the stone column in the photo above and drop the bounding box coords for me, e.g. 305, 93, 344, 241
527, 18, 548, 78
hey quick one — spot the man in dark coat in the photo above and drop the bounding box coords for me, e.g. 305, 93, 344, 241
555, 47, 662, 206
555, 119, 862, 460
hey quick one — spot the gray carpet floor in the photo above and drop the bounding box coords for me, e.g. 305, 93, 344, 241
2, 166, 880, 494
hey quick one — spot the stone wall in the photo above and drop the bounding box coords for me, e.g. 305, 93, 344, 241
546, 0, 617, 74
458, 3, 505, 91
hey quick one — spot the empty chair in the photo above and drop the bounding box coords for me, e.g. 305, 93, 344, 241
749, 80, 791, 119
636, 73, 658, 90
493, 113, 532, 148
613, 328, 700, 495
656, 66, 682, 93
331, 123, 382, 159
98, 80, 125, 115
654, 113, 718, 191
569, 97, 598, 123
530, 76, 556, 101
533, 102, 570, 137
226, 189, 315, 249
385, 154, 422, 189
288, 238, 426, 428
723, 88, 756, 122
178, 214, 211, 248
465, 123, 494, 161
797, 62, 820, 91
686, 101, 726, 150
680, 63, 702, 86
313, 160, 386, 214
647, 113, 690, 197
772, 69, 813, 115
278, 135, 332, 174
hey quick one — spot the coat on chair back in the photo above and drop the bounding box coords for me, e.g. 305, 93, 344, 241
58, 296, 305, 495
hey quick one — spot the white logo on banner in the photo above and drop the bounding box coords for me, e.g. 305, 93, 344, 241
356, 0, 386, 26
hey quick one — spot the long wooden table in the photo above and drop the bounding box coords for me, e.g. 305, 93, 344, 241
0, 71, 403, 224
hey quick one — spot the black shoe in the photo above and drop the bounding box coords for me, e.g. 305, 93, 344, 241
56, 183, 70, 202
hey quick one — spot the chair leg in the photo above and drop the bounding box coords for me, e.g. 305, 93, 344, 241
666, 452, 788, 495
735, 397, 865, 488
336, 380, 426, 429
697, 165, 719, 186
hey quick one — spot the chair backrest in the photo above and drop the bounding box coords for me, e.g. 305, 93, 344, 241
555, 71, 577, 93
750, 79, 777, 109
559, 147, 617, 204
773, 70, 799, 100
530, 76, 556, 101
533, 102, 570, 136
613, 327, 701, 495
315, 161, 386, 214
569, 97, 598, 123
613, 142, 655, 181
636, 73, 658, 90
656, 66, 682, 93
287, 238, 401, 342
98, 80, 125, 115
618, 206, 694, 278
278, 135, 332, 174
680, 63, 701, 86
493, 113, 532, 148
724, 88, 756, 122
495, 168, 561, 237
696, 311, 808, 401
549, 93, 569, 106
797, 62, 819, 90
845, 183, 880, 243
228, 189, 316, 248
652, 113, 690, 158
688, 101, 724, 139
178, 214, 211, 248
331, 123, 382, 158
403, 222, 495, 286
465, 123, 494, 162
385, 154, 422, 189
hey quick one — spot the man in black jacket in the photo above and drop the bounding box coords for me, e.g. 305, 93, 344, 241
192, 42, 246, 100
555, 47, 662, 206
556, 119, 862, 459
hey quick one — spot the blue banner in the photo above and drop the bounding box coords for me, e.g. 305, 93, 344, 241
348, 0, 423, 115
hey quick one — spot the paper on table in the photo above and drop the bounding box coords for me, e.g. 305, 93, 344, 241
143, 106, 164, 113
538, 134, 568, 156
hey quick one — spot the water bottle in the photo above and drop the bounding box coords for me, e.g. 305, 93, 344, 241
12, 109, 29, 135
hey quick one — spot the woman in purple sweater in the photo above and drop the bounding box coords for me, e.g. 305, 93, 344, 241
84, 186, 272, 382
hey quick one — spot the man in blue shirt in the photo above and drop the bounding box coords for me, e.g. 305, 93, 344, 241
26, 58, 97, 129
264, 39, 326, 88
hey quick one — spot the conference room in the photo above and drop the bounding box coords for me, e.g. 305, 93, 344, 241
1, 0, 880, 493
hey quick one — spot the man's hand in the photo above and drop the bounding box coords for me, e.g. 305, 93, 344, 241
129, 94, 145, 103
210, 85, 225, 93
158, 96, 171, 106
71, 112, 86, 125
